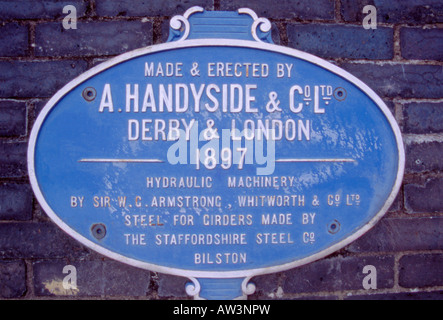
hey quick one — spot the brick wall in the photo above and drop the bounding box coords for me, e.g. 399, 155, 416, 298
0, 0, 442, 300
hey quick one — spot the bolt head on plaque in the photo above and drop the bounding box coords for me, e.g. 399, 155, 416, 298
28, 7, 404, 300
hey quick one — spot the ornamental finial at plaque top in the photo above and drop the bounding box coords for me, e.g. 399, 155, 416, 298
168, 6, 273, 43
28, 6, 404, 301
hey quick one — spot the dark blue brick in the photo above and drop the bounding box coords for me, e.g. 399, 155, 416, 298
96, 0, 213, 17
0, 222, 91, 259
387, 192, 401, 213
102, 260, 151, 296
161, 19, 172, 44
287, 24, 393, 59
221, 0, 335, 20
405, 141, 443, 173
249, 272, 280, 299
0, 23, 28, 57
0, 0, 87, 20
340, 0, 443, 24
33, 260, 150, 297
0, 183, 32, 220
348, 217, 443, 253
157, 273, 189, 298
282, 255, 394, 293
342, 63, 443, 99
35, 21, 153, 57
401, 28, 443, 61
0, 100, 27, 137
0, 60, 87, 98
0, 260, 27, 298
399, 254, 443, 288
405, 177, 443, 214
0, 142, 27, 178
34, 99, 49, 117
403, 102, 443, 134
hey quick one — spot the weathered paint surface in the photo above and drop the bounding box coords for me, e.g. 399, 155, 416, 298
28, 8, 404, 299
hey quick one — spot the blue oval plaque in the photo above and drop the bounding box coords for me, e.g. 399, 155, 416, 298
28, 8, 404, 299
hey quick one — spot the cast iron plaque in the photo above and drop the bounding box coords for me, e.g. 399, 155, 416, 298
28, 7, 404, 299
